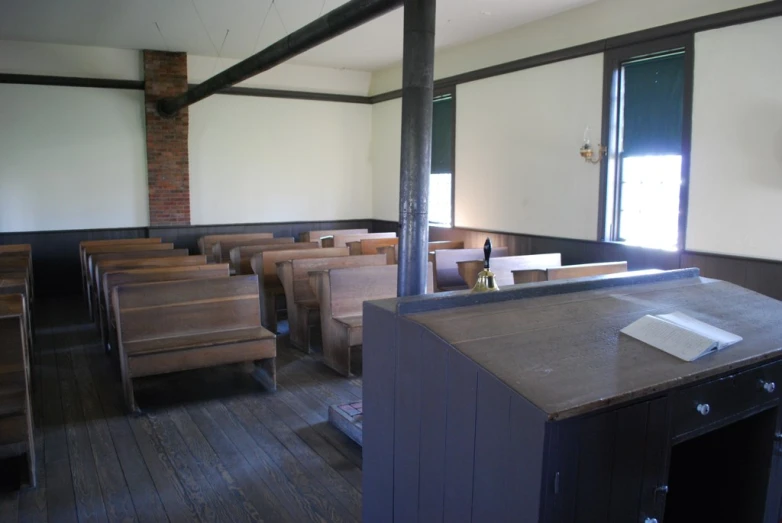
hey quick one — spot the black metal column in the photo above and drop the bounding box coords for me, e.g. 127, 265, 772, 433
397, 0, 436, 297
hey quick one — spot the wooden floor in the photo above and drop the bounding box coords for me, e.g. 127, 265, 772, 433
0, 297, 364, 523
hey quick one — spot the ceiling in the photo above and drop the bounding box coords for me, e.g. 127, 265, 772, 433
0, 0, 596, 71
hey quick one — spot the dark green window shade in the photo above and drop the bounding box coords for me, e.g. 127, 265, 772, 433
431, 95, 454, 174
622, 53, 685, 156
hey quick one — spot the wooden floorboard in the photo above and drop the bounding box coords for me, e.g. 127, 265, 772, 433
0, 297, 363, 523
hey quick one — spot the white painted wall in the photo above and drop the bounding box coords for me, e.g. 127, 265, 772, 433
0, 84, 149, 232
687, 18, 782, 261
455, 55, 603, 239
189, 94, 373, 225
371, 99, 402, 222
0, 40, 141, 80
189, 55, 371, 96
370, 0, 765, 94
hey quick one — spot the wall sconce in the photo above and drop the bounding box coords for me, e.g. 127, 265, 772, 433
580, 126, 606, 164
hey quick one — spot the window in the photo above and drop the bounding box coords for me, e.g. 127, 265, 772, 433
602, 38, 692, 250
429, 92, 455, 227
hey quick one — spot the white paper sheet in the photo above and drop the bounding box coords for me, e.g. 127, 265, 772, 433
621, 312, 742, 362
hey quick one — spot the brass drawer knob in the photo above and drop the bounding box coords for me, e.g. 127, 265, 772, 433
696, 403, 710, 416
762, 380, 776, 393
644, 518, 659, 523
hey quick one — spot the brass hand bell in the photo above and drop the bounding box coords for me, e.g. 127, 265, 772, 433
472, 237, 500, 293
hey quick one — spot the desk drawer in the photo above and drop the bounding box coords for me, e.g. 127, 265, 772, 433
671, 360, 782, 440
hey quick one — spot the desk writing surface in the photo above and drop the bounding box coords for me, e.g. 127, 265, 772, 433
408, 276, 782, 419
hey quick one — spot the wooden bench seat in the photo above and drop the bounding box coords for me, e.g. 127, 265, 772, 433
101, 263, 228, 352
432, 247, 510, 291
299, 229, 368, 245
457, 253, 562, 288
278, 254, 386, 352
309, 263, 434, 376
0, 293, 34, 487
198, 233, 274, 260
113, 275, 276, 412
212, 237, 293, 264
346, 237, 398, 256
322, 232, 396, 249
250, 246, 343, 331
229, 241, 316, 275
513, 261, 628, 284
79, 238, 161, 297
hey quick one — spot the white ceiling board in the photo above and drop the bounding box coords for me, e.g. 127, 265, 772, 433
0, 0, 595, 71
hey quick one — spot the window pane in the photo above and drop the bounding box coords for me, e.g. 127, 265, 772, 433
622, 53, 685, 156
618, 155, 681, 250
429, 172, 452, 226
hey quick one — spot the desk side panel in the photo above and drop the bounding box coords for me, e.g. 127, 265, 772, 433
362, 302, 398, 523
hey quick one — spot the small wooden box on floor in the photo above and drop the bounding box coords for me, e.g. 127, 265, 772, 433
363, 269, 782, 523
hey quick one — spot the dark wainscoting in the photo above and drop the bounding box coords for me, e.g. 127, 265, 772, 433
0, 227, 148, 296
0, 219, 373, 296
371, 220, 782, 301
150, 219, 374, 256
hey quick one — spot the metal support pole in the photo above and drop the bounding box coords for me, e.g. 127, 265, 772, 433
397, 0, 436, 297
157, 0, 403, 116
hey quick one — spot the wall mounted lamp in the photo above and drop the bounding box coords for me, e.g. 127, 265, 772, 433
579, 126, 607, 164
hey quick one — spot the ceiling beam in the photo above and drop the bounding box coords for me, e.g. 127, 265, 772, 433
157, 0, 403, 117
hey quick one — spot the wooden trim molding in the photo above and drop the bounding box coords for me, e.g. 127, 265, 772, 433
370, 1, 782, 101
0, 73, 144, 90
199, 85, 372, 105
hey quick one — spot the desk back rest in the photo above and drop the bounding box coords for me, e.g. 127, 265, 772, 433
0, 280, 28, 297
434, 247, 509, 289
0, 244, 31, 254
198, 233, 273, 255
86, 243, 175, 277
256, 247, 347, 288
512, 269, 548, 284
103, 264, 229, 319
210, 236, 285, 262
327, 232, 396, 249
300, 229, 368, 245
114, 275, 260, 347
283, 254, 386, 305
377, 240, 466, 264
484, 254, 563, 287
359, 237, 399, 255
0, 294, 27, 405
227, 239, 302, 274
96, 256, 209, 310
0, 257, 29, 272
90, 249, 188, 284
328, 263, 434, 319
546, 261, 628, 281
80, 238, 161, 275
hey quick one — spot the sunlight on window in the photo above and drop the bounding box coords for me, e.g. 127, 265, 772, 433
618, 155, 681, 250
429, 172, 452, 226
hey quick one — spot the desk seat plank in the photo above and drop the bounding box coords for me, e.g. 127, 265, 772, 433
278, 254, 386, 352
310, 263, 433, 376
246, 245, 324, 331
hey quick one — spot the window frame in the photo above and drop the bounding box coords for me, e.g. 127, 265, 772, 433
429, 85, 456, 228
597, 35, 694, 250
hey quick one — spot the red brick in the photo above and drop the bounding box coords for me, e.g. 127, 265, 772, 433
143, 50, 190, 226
